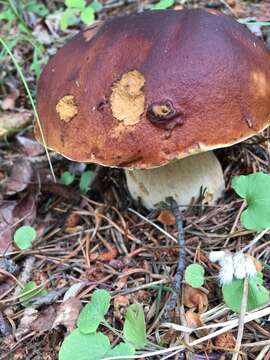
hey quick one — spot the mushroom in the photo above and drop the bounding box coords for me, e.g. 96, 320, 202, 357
35, 9, 270, 209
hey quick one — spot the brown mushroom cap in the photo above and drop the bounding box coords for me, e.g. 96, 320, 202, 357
35, 9, 270, 169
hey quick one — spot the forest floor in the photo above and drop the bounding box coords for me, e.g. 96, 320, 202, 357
1, 0, 270, 359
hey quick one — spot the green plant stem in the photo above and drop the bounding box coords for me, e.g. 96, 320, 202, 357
102, 320, 124, 339
7, 0, 30, 33
0, 37, 56, 182
102, 320, 158, 350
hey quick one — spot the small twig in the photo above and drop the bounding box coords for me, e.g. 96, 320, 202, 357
224, 200, 246, 246
255, 345, 270, 360
162, 197, 186, 321
128, 208, 177, 243
0, 269, 23, 288
86, 210, 101, 268
244, 339, 270, 348
232, 278, 249, 360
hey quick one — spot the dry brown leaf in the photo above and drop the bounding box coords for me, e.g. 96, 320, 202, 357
16, 135, 44, 156
0, 311, 12, 337
13, 192, 36, 225
1, 89, 20, 110
15, 308, 38, 340
53, 297, 82, 332
16, 306, 56, 340
90, 248, 118, 262
0, 111, 32, 139
157, 209, 176, 225
0, 202, 16, 255
185, 308, 203, 328
183, 285, 208, 313
0, 193, 37, 256
4, 159, 33, 195
31, 306, 56, 333
214, 332, 236, 349
198, 249, 219, 270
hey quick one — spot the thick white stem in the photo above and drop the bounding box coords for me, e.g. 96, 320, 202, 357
125, 151, 225, 210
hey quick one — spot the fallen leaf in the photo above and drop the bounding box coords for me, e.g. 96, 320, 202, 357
15, 306, 55, 340
90, 248, 118, 262
0, 193, 37, 256
0, 202, 16, 255
1, 89, 20, 110
214, 332, 236, 349
13, 192, 36, 225
183, 285, 208, 313
0, 111, 32, 139
185, 309, 203, 328
16, 135, 44, 156
31, 306, 56, 332
0, 312, 12, 337
53, 297, 82, 332
15, 308, 38, 340
4, 159, 33, 195
157, 209, 175, 225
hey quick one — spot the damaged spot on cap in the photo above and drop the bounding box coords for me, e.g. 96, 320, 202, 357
56, 95, 78, 122
244, 114, 254, 128
150, 103, 172, 118
251, 71, 267, 98
110, 70, 145, 126
147, 100, 185, 130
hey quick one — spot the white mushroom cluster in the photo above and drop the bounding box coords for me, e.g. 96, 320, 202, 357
209, 250, 257, 285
